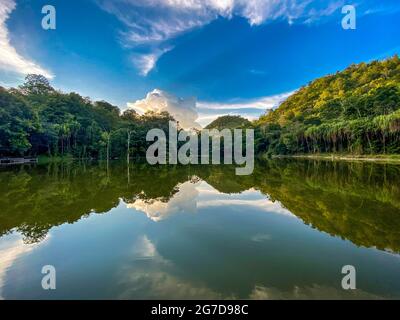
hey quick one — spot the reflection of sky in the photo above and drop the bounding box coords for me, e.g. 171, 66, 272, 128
1, 178, 400, 299
3, 0, 400, 124
118, 234, 383, 300
127, 180, 200, 222
117, 234, 224, 299
128, 180, 295, 222
0, 233, 48, 299
196, 185, 295, 217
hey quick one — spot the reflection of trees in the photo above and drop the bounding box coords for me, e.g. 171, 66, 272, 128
252, 160, 400, 253
0, 162, 191, 243
1, 160, 400, 252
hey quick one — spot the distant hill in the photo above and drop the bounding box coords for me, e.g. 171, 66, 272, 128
205, 115, 251, 130
255, 55, 400, 155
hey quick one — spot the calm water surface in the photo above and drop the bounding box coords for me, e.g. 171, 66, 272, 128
0, 160, 400, 299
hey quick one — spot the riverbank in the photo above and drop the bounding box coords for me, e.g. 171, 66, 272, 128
272, 153, 400, 163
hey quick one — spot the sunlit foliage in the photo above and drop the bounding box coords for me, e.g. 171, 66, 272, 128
255, 56, 400, 155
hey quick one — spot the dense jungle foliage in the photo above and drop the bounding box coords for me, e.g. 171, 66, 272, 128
1, 56, 400, 158
0, 74, 173, 158
254, 55, 400, 155
205, 115, 251, 130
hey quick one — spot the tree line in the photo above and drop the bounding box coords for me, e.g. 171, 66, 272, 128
0, 74, 173, 160
1, 56, 400, 160
254, 56, 400, 155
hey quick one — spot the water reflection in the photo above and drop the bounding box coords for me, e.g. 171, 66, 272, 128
127, 179, 200, 222
0, 234, 42, 299
0, 160, 400, 299
1, 160, 399, 252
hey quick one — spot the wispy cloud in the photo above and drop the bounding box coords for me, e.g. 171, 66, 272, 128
0, 0, 53, 80
198, 91, 293, 110
197, 91, 293, 126
97, 0, 347, 76
132, 47, 172, 76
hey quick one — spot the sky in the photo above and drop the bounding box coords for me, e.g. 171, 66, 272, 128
0, 0, 400, 127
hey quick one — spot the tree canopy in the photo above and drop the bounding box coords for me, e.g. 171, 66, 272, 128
255, 55, 400, 155
1, 56, 400, 158
0, 75, 174, 158
205, 115, 251, 130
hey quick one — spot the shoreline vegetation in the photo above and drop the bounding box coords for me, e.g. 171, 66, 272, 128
2, 153, 399, 166
1, 56, 399, 160
271, 153, 400, 163
38, 153, 400, 165
253, 55, 400, 157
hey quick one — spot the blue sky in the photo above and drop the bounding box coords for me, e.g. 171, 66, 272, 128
1, 0, 400, 127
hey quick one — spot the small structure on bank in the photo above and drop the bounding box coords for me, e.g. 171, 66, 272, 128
0, 158, 38, 165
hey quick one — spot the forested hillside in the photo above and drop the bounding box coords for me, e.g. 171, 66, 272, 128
205, 115, 251, 130
1, 56, 400, 159
255, 56, 400, 155
0, 75, 173, 158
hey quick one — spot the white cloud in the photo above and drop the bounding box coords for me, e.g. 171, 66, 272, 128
132, 54, 157, 76
0, 0, 53, 79
132, 47, 172, 76
198, 91, 293, 110
127, 89, 201, 129
97, 0, 345, 75
127, 89, 293, 128
98, 0, 347, 36
128, 180, 200, 221
196, 91, 293, 126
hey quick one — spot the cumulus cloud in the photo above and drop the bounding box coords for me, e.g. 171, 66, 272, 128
128, 179, 296, 223
0, 0, 53, 79
127, 89, 201, 129
97, 0, 345, 75
128, 180, 200, 221
127, 89, 293, 128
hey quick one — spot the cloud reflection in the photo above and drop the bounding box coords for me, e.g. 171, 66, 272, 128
0, 233, 48, 299
128, 179, 295, 222
118, 234, 225, 299
127, 180, 200, 221
249, 284, 383, 300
